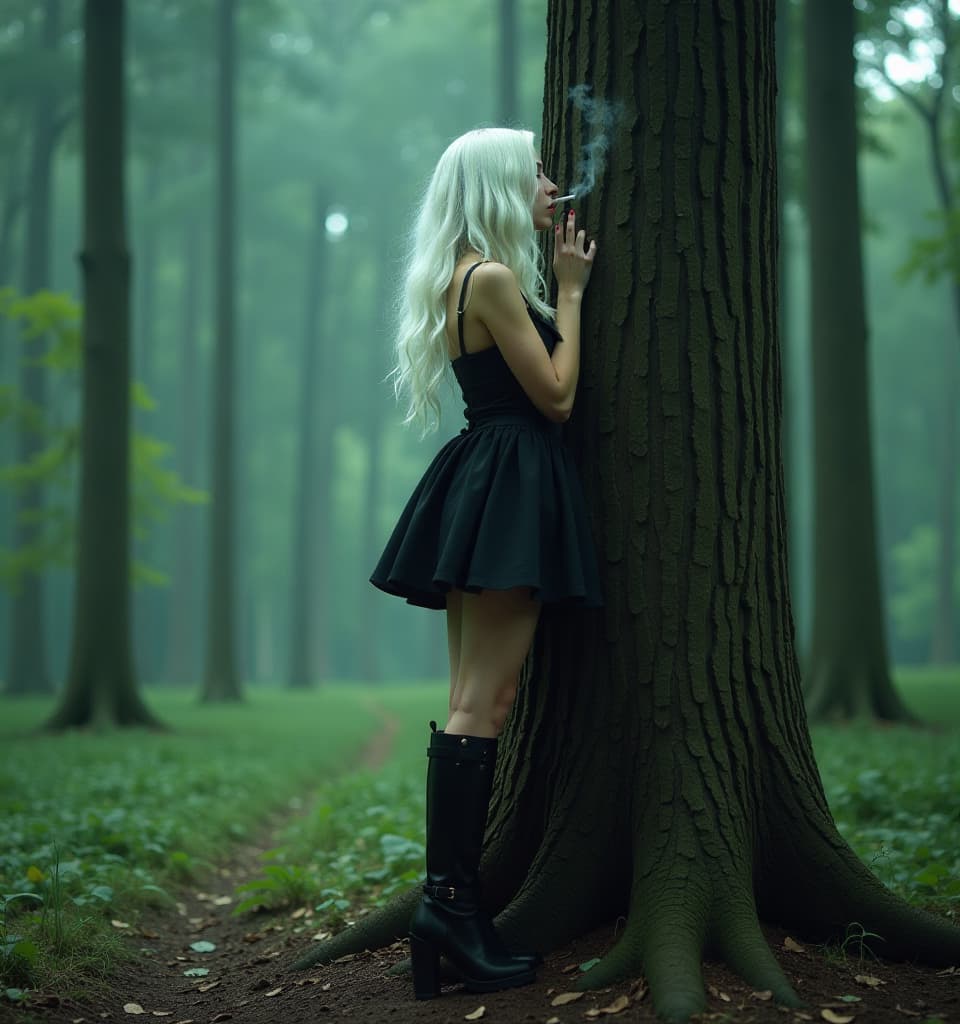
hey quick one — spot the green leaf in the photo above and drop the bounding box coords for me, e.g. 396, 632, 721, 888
183, 967, 210, 977
11, 939, 39, 963
579, 957, 601, 972
3, 989, 24, 1002
189, 940, 216, 953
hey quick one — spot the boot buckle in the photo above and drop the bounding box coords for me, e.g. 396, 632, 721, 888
423, 883, 457, 900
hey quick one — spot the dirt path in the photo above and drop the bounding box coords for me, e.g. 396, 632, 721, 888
7, 704, 958, 1024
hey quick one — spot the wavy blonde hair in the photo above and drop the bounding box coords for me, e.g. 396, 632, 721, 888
392, 127, 554, 431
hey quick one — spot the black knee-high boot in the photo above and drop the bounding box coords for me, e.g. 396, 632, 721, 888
409, 723, 537, 999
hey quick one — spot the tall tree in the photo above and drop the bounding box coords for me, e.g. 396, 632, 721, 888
803, 0, 914, 720
6, 0, 61, 696
47, 0, 159, 729
293, 0, 960, 1016
287, 187, 331, 688
202, 0, 241, 702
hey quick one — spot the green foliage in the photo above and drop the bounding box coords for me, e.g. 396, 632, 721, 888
898, 206, 960, 286
813, 701, 960, 913
889, 525, 960, 642
0, 688, 382, 991
0, 287, 207, 592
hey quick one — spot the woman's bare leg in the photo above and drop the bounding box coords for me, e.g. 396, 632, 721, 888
445, 589, 463, 718
446, 587, 541, 738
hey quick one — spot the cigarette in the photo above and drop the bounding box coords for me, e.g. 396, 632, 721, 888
554, 194, 576, 203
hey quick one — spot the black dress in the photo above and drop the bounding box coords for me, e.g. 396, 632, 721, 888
370, 262, 603, 610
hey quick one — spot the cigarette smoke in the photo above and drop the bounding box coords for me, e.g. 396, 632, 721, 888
566, 84, 622, 199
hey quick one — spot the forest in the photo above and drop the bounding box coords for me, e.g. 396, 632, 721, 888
1, 1, 958, 1023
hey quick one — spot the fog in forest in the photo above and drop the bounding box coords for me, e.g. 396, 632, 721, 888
1, 0, 957, 694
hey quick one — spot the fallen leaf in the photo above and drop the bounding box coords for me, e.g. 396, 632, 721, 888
936, 966, 957, 976
752, 990, 773, 1001
551, 992, 584, 1006
189, 941, 216, 953
72, 1019, 86, 1023
580, 957, 601, 972
561, 963, 579, 974
311, 931, 330, 941
835, 995, 861, 1003
197, 981, 220, 993
464, 1007, 486, 1021
152, 1013, 173, 1017
333, 953, 356, 963
547, 1019, 560, 1024
123, 1005, 145, 1015
321, 983, 331, 992
183, 968, 209, 978
264, 988, 283, 998
213, 896, 232, 906
784, 936, 805, 953
894, 1007, 921, 1018
112, 920, 131, 929
290, 908, 307, 919
585, 993, 631, 1017
708, 985, 732, 1002
171, 1020, 194, 1024
140, 929, 160, 939
854, 974, 885, 988
821, 1011, 854, 1024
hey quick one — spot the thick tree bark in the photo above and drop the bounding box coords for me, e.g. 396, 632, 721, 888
6, 0, 60, 697
292, 0, 960, 1017
803, 0, 913, 721
202, 0, 241, 702
287, 187, 329, 689
47, 0, 159, 729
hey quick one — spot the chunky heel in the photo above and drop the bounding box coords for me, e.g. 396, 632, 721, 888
410, 934, 441, 999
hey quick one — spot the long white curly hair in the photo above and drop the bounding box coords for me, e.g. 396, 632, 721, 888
392, 127, 554, 432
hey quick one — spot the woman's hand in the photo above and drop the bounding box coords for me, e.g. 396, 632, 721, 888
553, 210, 597, 297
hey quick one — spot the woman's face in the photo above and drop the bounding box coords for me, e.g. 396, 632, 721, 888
532, 158, 559, 231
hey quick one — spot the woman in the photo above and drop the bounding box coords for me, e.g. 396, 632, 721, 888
370, 127, 602, 999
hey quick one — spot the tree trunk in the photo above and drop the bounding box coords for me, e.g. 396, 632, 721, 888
357, 257, 391, 684
293, 1, 960, 1016
930, 304, 958, 662
168, 204, 204, 685
497, 0, 518, 125
47, 0, 159, 730
803, 0, 912, 720
202, 0, 241, 702
287, 187, 329, 689
6, 0, 60, 697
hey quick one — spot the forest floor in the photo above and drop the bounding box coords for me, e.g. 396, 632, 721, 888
4, 710, 958, 1024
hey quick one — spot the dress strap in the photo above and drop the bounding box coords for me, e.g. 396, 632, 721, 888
456, 261, 486, 357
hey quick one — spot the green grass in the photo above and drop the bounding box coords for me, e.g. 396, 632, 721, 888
0, 685, 404, 996
1, 668, 957, 1000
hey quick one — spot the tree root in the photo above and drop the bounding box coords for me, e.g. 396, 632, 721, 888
288, 889, 418, 971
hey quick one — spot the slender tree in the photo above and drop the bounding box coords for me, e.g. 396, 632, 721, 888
293, 1, 960, 1016
202, 0, 241, 701
47, 0, 159, 729
168, 199, 205, 685
287, 186, 330, 689
803, 0, 914, 720
6, 0, 61, 696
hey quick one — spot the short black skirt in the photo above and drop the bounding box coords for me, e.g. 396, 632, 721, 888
370, 414, 603, 610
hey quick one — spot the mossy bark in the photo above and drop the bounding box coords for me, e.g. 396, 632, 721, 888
291, 0, 960, 1018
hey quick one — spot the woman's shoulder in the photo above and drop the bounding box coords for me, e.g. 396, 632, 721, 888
469, 262, 526, 310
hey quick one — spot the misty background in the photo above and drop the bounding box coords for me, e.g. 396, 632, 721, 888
0, 0, 956, 693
